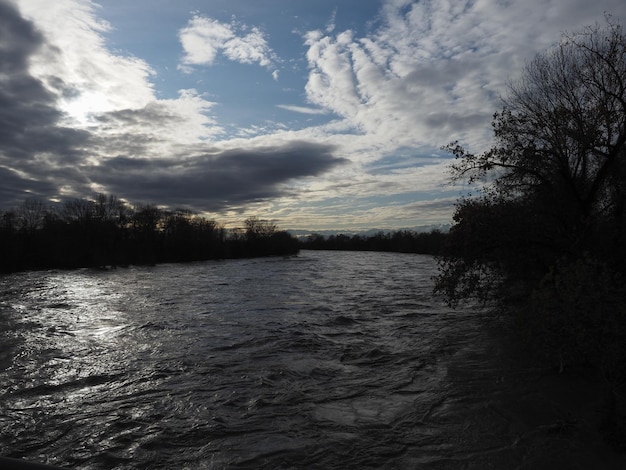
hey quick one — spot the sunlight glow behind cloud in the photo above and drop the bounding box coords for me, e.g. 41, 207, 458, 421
18, 0, 156, 124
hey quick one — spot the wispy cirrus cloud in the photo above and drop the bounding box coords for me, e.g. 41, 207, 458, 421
276, 104, 328, 115
301, 0, 626, 155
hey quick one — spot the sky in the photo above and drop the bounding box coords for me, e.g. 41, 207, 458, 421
2, 0, 625, 231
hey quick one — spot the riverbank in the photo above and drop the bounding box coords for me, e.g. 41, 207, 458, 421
432, 315, 626, 469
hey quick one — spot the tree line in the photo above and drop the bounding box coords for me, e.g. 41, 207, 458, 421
0, 194, 298, 273
434, 18, 626, 446
299, 229, 447, 255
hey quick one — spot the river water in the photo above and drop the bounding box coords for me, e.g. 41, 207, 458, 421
0, 251, 624, 469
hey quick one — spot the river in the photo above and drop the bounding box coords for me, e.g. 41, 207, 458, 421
0, 250, 623, 469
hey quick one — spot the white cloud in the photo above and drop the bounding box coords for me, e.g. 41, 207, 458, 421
326, 8, 337, 33
301, 0, 626, 156
7, 0, 626, 229
14, 0, 223, 148
178, 15, 277, 71
92, 89, 222, 156
252, 0, 626, 227
17, 0, 156, 122
178, 16, 233, 68
276, 105, 328, 115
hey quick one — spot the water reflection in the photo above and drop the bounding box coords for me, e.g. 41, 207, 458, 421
0, 252, 624, 469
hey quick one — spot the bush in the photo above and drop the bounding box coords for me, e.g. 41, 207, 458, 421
521, 256, 626, 384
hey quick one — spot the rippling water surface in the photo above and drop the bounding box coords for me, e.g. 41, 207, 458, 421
1, 251, 624, 469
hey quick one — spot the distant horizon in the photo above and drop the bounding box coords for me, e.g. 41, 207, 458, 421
285, 223, 451, 236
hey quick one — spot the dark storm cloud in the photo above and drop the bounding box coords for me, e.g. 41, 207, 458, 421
0, 0, 87, 157
0, 166, 58, 203
0, 1, 343, 213
90, 141, 347, 210
74, 102, 346, 212
94, 105, 177, 128
0, 0, 89, 206
0, 0, 57, 152
89, 103, 201, 156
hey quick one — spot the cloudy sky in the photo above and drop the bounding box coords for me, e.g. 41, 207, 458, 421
2, 0, 625, 230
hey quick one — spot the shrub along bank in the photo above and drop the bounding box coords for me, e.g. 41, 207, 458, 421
0, 195, 299, 273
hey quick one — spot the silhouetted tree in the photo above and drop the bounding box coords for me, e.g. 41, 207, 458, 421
299, 229, 447, 254
17, 198, 47, 233
245, 217, 277, 238
437, 18, 626, 298
303, 233, 325, 249
435, 18, 626, 428
243, 217, 285, 256
0, 195, 298, 272
61, 198, 96, 225
0, 209, 21, 271
93, 193, 127, 224
160, 209, 224, 261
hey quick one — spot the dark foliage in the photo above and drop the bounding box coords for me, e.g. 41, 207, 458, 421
434, 18, 626, 441
0, 195, 299, 273
299, 229, 447, 255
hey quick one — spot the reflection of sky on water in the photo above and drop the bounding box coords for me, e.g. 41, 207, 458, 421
2, 253, 619, 469
35, 275, 127, 356
1, 254, 462, 467
4, 271, 144, 402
